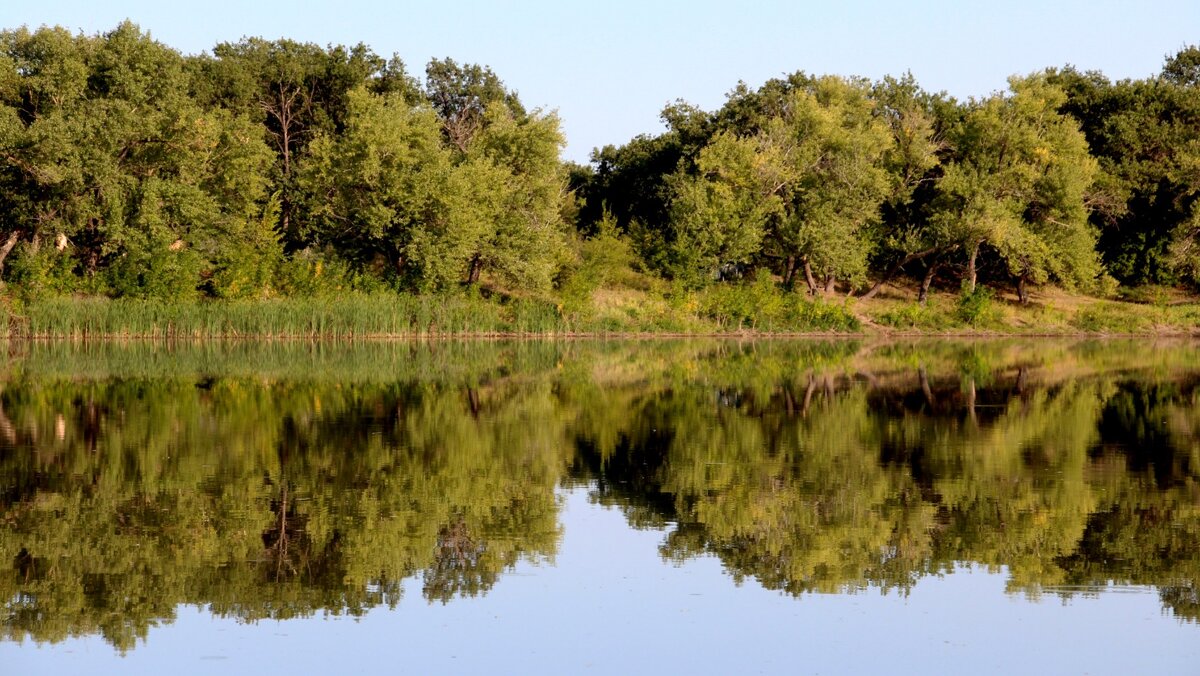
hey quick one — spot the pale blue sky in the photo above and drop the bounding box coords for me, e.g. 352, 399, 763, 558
2, 1, 1198, 162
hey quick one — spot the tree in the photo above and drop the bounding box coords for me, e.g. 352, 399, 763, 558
450, 105, 568, 290
424, 58, 524, 152
932, 75, 1101, 300
194, 38, 404, 249
419, 60, 568, 290
862, 74, 948, 302
0, 22, 277, 298
670, 76, 893, 294
1049, 53, 1200, 287
300, 88, 450, 282
666, 131, 772, 284
301, 86, 568, 291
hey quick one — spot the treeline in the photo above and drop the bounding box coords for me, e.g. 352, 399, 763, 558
2, 22, 1199, 304
575, 53, 1200, 299
0, 22, 565, 299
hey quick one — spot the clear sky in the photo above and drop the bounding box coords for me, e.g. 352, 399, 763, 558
2, 1, 1198, 162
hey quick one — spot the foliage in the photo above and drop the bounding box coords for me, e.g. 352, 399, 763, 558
932, 75, 1102, 296
1, 24, 1200, 315
1069, 303, 1152, 333
955, 284, 1001, 327
556, 211, 639, 316
874, 302, 955, 330
696, 270, 861, 332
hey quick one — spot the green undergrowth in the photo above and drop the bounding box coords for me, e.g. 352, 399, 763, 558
693, 273, 861, 332
2, 282, 1198, 338
867, 290, 1200, 335
0, 285, 863, 339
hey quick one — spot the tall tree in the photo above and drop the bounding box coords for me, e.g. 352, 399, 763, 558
194, 39, 405, 249
862, 74, 949, 302
1049, 50, 1200, 286
669, 76, 894, 294
932, 75, 1101, 300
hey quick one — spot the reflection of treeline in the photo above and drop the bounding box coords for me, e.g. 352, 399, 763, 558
2, 341, 1200, 650
580, 369, 1200, 619
0, 377, 568, 650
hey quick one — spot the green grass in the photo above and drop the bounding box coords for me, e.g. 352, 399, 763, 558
873, 302, 956, 331
6, 294, 535, 338
2, 287, 866, 339
3, 284, 1198, 339
1069, 302, 1154, 333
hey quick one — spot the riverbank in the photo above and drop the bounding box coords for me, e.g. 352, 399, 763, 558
2, 285, 1198, 339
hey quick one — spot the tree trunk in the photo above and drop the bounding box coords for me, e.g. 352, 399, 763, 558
466, 254, 483, 284
1016, 274, 1029, 304
782, 255, 797, 289
823, 274, 836, 295
919, 260, 939, 305
0, 230, 20, 281
861, 246, 940, 300
802, 257, 818, 296
965, 244, 979, 294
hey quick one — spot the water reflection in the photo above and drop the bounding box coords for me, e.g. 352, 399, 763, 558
1, 339, 1199, 651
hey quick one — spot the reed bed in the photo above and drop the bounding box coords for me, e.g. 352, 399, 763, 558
5, 294, 572, 339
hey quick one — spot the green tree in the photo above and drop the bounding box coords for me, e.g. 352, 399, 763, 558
0, 22, 277, 299
194, 38, 408, 248
300, 87, 449, 283
862, 74, 949, 302
668, 76, 893, 293
933, 75, 1101, 300
1049, 51, 1200, 286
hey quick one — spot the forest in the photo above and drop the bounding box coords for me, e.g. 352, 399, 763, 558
2, 22, 1200, 333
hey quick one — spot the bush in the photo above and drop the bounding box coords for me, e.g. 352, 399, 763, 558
783, 296, 861, 332
1070, 303, 1150, 333
698, 270, 780, 329
274, 249, 359, 297
555, 221, 637, 317
208, 209, 286, 299
6, 243, 83, 298
955, 285, 1000, 327
697, 272, 860, 332
106, 244, 203, 301
875, 303, 953, 330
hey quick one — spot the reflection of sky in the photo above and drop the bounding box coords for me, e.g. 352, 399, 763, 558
6, 488, 1199, 675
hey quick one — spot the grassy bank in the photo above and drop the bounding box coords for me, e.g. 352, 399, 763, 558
0, 284, 861, 338
1, 283, 1198, 338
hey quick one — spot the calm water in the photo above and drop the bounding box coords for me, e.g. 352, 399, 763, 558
2, 339, 1199, 674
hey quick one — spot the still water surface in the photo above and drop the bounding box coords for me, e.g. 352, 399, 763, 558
2, 339, 1199, 674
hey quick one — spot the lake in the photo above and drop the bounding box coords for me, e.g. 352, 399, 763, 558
2, 339, 1199, 674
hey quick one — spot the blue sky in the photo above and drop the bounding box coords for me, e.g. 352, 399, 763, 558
2, 1, 1198, 162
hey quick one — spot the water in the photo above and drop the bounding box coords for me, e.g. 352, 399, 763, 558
1, 339, 1199, 674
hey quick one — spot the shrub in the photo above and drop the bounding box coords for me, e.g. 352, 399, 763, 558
1070, 303, 1150, 333
955, 285, 1000, 327
697, 272, 860, 332
875, 303, 953, 330
6, 243, 82, 298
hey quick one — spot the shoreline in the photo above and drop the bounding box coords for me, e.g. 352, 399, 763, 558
5, 329, 1199, 340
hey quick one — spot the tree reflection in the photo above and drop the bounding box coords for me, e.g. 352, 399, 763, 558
0, 339, 1198, 651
